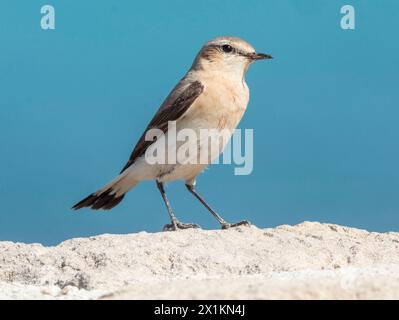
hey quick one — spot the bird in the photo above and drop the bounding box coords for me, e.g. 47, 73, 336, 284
72, 36, 272, 231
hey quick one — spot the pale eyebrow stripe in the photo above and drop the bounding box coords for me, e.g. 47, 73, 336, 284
207, 43, 253, 58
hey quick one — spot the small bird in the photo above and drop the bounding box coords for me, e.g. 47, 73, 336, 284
72, 36, 272, 231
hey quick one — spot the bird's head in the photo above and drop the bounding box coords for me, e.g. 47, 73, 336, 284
192, 36, 272, 77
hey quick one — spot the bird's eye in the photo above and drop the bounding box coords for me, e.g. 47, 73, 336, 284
221, 44, 233, 53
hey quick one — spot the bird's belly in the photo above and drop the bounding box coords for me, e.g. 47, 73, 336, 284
157, 123, 243, 182
157, 163, 208, 183
156, 124, 232, 182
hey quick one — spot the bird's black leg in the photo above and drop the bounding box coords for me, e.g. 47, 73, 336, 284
156, 181, 201, 231
185, 184, 250, 229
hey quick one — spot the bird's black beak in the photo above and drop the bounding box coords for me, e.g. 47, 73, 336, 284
251, 53, 273, 60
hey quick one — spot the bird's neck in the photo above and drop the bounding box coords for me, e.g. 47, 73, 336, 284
198, 62, 249, 86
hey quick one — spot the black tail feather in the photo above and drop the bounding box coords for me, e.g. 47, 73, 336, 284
72, 189, 125, 211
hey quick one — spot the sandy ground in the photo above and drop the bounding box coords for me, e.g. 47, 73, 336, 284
1, 221, 399, 299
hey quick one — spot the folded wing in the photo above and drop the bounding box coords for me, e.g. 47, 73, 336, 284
120, 80, 204, 173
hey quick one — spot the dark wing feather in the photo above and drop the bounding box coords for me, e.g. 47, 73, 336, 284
120, 80, 204, 173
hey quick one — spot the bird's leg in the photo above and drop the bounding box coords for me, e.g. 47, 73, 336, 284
156, 181, 201, 231
185, 184, 250, 229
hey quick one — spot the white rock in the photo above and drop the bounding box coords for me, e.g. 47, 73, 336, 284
1, 222, 399, 299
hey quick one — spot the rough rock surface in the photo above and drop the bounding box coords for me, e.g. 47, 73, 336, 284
1, 222, 399, 299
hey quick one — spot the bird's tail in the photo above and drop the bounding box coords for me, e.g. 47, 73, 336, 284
72, 172, 139, 210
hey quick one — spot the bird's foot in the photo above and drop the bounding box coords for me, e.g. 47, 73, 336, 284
221, 220, 251, 230
163, 221, 201, 232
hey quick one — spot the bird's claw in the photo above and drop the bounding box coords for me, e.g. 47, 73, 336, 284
221, 220, 251, 230
163, 221, 201, 231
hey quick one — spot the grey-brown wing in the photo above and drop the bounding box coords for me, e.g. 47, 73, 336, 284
120, 80, 204, 173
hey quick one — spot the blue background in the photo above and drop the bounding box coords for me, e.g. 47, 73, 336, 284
1, 1, 398, 245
